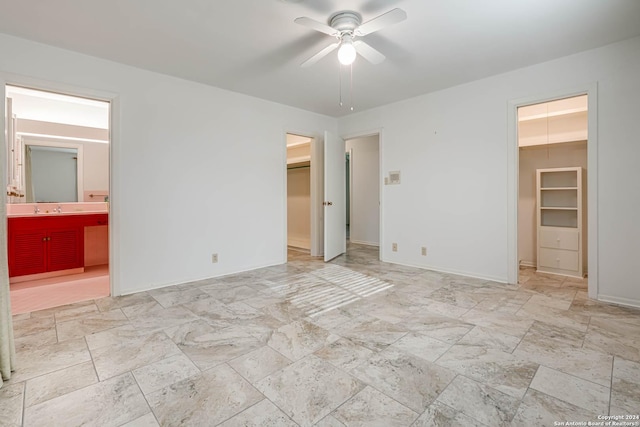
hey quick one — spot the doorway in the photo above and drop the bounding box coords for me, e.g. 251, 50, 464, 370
345, 134, 380, 255
511, 91, 596, 297
286, 133, 313, 257
5, 85, 111, 314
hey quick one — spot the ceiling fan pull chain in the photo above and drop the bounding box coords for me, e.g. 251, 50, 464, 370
339, 63, 343, 107
350, 63, 354, 111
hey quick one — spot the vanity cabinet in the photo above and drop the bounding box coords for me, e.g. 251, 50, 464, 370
8, 213, 107, 277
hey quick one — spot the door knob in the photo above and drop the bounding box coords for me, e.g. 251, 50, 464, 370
323, 201, 333, 206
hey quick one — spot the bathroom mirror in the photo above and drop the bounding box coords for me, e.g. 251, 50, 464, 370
5, 85, 110, 204
26, 145, 79, 203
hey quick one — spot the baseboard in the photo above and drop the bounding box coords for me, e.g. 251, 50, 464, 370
380, 259, 508, 284
597, 294, 640, 310
10, 267, 85, 284
350, 240, 380, 247
519, 260, 536, 268
287, 237, 311, 250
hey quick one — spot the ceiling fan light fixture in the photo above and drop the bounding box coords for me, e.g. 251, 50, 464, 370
337, 35, 356, 65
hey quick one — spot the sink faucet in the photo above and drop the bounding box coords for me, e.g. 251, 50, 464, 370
55, 205, 62, 213
34, 205, 40, 214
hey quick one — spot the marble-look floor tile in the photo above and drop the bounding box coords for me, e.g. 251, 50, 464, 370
256, 355, 364, 426
424, 299, 472, 318
351, 347, 456, 413
167, 320, 263, 370
513, 339, 613, 387
611, 377, 640, 414
389, 332, 451, 362
314, 415, 346, 427
456, 325, 522, 353
461, 308, 534, 338
584, 317, 640, 362
85, 323, 165, 351
516, 302, 590, 333
436, 344, 538, 398
132, 353, 200, 395
512, 388, 598, 427
218, 398, 298, 427
185, 298, 263, 328
12, 338, 91, 383
149, 286, 210, 308
24, 373, 149, 427
333, 315, 408, 351
398, 312, 474, 344
148, 364, 263, 426
53, 303, 99, 322
201, 284, 257, 304
613, 356, 640, 385
56, 309, 129, 341
314, 337, 375, 371
91, 331, 182, 381
529, 366, 610, 414
522, 320, 586, 349
12, 315, 54, 339
25, 361, 98, 407
14, 328, 57, 352
95, 292, 156, 312
120, 413, 160, 427
122, 303, 200, 330
0, 382, 24, 427
412, 400, 486, 427
333, 386, 418, 427
29, 300, 96, 318
436, 375, 520, 426
427, 287, 484, 309
228, 346, 292, 384
526, 294, 573, 310
267, 319, 332, 361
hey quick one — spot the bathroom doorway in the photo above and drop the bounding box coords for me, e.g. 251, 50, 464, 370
5, 85, 111, 314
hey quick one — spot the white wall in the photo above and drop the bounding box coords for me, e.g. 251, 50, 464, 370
339, 36, 640, 305
518, 142, 587, 266
0, 33, 336, 295
346, 135, 379, 246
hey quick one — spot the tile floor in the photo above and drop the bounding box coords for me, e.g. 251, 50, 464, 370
2, 244, 640, 426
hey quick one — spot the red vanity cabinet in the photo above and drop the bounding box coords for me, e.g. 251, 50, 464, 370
8, 213, 108, 277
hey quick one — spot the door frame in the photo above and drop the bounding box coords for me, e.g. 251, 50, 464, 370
507, 83, 598, 299
1, 74, 120, 296
341, 128, 383, 261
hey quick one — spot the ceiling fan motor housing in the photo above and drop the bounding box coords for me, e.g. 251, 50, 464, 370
330, 11, 361, 35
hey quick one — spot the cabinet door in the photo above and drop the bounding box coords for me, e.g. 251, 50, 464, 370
9, 229, 48, 277
48, 227, 84, 272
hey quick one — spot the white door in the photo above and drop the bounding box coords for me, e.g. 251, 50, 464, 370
324, 131, 346, 261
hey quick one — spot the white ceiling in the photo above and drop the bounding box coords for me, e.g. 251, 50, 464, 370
1, 0, 640, 117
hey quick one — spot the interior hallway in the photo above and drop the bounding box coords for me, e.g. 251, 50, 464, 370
1, 243, 639, 426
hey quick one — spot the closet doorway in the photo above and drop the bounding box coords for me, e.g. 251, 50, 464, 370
345, 134, 380, 254
5, 85, 111, 314
286, 133, 313, 256
516, 95, 589, 292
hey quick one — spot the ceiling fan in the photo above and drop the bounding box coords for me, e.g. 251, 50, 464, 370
295, 8, 407, 67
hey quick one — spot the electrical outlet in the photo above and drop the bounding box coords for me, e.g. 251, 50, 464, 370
421, 246, 427, 256
392, 243, 398, 252
211, 253, 218, 263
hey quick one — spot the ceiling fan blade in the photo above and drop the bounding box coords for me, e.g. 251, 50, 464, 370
355, 8, 407, 36
353, 40, 385, 64
301, 42, 340, 67
294, 17, 339, 36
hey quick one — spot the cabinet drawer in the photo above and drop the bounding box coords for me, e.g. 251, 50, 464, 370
539, 228, 579, 250
539, 248, 579, 271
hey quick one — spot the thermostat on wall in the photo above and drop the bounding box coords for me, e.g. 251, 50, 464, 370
388, 171, 401, 185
